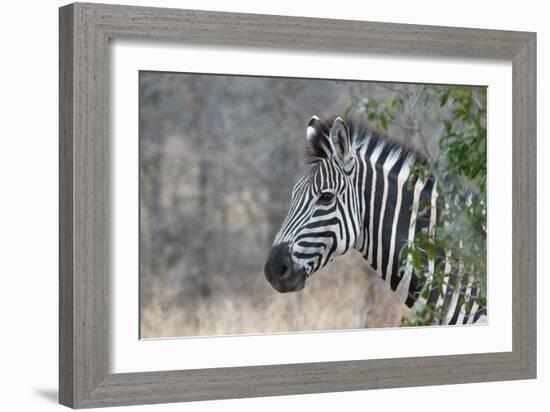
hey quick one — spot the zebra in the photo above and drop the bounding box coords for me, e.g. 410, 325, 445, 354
263, 115, 486, 326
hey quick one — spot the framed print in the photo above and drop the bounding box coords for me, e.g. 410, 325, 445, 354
59, 2, 536, 408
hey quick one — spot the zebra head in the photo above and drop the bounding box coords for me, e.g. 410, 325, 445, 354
264, 116, 362, 293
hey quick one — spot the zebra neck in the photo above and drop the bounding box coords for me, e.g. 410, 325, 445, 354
348, 138, 485, 326
352, 141, 437, 309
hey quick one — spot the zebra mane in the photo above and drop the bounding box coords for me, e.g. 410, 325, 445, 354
304, 116, 424, 167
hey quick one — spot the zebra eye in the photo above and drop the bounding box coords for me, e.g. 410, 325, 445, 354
317, 192, 335, 205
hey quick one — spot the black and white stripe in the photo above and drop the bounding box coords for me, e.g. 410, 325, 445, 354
269, 116, 485, 326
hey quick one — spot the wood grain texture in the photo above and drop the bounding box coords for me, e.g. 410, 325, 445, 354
59, 5, 74, 406
59, 2, 537, 408
60, 3, 109, 407
512, 35, 537, 374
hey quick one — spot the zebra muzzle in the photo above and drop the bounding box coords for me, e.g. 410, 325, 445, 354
264, 243, 306, 293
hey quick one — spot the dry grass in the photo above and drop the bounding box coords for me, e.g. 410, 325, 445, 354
141, 252, 410, 338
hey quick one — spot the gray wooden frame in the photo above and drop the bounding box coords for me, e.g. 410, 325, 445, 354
59, 2, 536, 408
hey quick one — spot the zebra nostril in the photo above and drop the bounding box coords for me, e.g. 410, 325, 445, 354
264, 242, 308, 293
265, 243, 293, 280
279, 263, 290, 279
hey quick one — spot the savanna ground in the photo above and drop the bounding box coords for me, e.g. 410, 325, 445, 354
141, 252, 408, 338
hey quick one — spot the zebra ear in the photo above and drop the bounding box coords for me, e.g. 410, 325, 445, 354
306, 115, 321, 140
330, 117, 353, 166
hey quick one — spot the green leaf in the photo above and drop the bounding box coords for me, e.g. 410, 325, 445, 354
379, 115, 388, 132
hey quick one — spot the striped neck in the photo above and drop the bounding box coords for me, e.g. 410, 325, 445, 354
351, 136, 435, 309
350, 134, 485, 325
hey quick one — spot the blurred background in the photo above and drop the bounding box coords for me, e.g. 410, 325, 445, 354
139, 72, 486, 337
